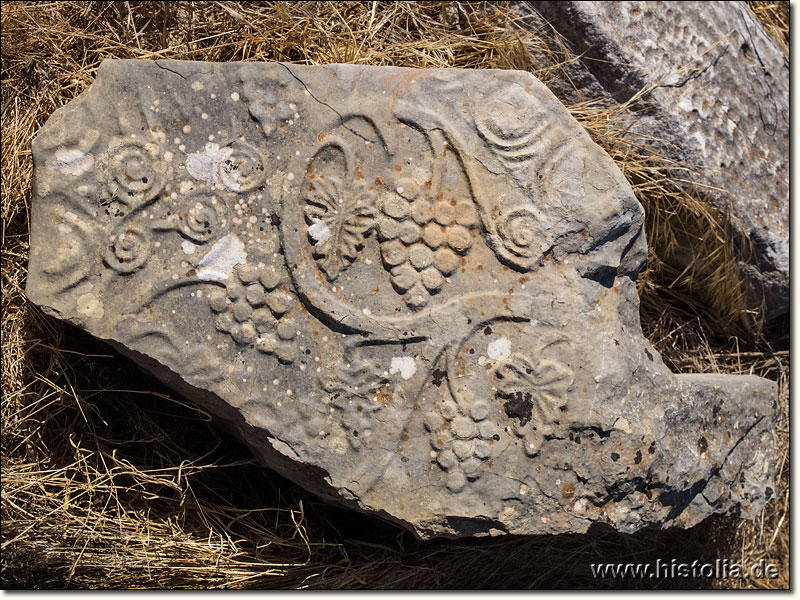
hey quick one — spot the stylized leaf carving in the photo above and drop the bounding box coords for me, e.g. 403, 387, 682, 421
323, 361, 389, 449
496, 351, 572, 425
304, 179, 375, 282
494, 341, 574, 456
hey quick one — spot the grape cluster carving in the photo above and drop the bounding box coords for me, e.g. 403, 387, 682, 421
376, 177, 479, 310
424, 391, 494, 493
208, 259, 297, 362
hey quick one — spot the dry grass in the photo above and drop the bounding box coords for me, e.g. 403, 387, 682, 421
1, 1, 788, 589
748, 1, 789, 56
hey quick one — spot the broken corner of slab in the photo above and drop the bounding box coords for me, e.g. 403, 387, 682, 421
26, 59, 779, 539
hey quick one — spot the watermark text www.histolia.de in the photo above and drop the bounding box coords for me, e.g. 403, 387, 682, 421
591, 558, 780, 580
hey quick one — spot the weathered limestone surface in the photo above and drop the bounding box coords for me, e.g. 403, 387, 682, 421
27, 59, 777, 539
526, 1, 789, 322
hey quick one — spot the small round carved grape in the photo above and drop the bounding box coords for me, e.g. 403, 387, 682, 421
424, 394, 494, 493
376, 178, 479, 310
208, 261, 297, 362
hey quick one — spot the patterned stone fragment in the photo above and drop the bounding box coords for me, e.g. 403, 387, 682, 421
27, 59, 777, 539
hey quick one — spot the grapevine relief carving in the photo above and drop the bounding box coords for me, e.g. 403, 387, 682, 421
28, 61, 778, 539
37, 66, 580, 495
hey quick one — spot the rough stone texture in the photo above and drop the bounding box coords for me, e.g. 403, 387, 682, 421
27, 59, 778, 539
526, 1, 789, 323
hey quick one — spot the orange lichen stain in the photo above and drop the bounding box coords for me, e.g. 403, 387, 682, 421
354, 163, 364, 181
401, 431, 409, 442
374, 176, 384, 186
582, 387, 588, 393
723, 431, 730, 442
524, 86, 532, 93
424, 180, 432, 189
435, 438, 444, 447
476, 264, 483, 271
394, 165, 402, 172
561, 483, 576, 501
412, 402, 421, 411
487, 459, 494, 467
317, 132, 327, 142
376, 385, 393, 407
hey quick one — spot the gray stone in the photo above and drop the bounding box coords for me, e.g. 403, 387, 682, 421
527, 1, 789, 323
27, 59, 777, 539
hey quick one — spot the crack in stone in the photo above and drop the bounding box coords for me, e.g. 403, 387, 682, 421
277, 62, 377, 145
154, 60, 187, 80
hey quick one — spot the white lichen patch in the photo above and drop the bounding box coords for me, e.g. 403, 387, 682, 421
185, 142, 247, 192
390, 356, 417, 380
181, 240, 197, 255
487, 337, 511, 361
76, 293, 104, 320
186, 143, 230, 184
46, 148, 94, 176
196, 233, 246, 281
308, 218, 331, 246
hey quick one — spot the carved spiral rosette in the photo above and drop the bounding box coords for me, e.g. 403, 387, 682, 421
178, 192, 227, 243
216, 141, 266, 192
98, 137, 166, 208
496, 208, 540, 259
103, 224, 151, 274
